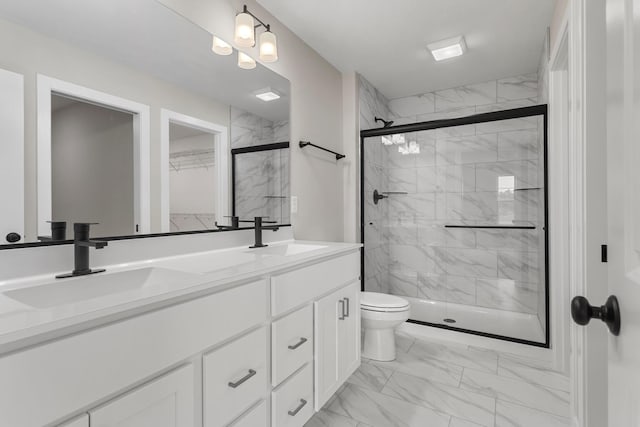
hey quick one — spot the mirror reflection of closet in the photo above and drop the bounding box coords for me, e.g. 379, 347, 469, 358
51, 94, 135, 239
168, 123, 217, 232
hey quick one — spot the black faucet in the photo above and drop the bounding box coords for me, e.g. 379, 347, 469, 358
248, 217, 279, 248
56, 223, 108, 279
38, 221, 68, 242
215, 216, 240, 231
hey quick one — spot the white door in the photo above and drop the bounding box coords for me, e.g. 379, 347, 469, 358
604, 0, 640, 425
89, 364, 194, 427
338, 281, 360, 382
0, 68, 24, 244
314, 287, 342, 410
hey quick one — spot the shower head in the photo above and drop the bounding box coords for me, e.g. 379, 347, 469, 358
375, 117, 394, 128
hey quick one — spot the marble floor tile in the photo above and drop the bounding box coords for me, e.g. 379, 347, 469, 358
409, 340, 499, 373
327, 383, 451, 427
460, 368, 570, 417
347, 363, 394, 392
367, 348, 464, 386
495, 400, 571, 427
497, 355, 569, 392
381, 371, 496, 427
304, 409, 359, 427
395, 330, 416, 353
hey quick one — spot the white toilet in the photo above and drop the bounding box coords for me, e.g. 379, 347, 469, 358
360, 292, 410, 361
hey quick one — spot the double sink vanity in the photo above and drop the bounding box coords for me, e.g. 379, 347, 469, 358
0, 235, 361, 427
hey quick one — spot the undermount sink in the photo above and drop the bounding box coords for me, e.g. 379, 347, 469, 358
245, 243, 327, 256
156, 251, 258, 274
4, 267, 199, 309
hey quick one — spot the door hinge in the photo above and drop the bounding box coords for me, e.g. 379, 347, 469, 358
601, 244, 608, 263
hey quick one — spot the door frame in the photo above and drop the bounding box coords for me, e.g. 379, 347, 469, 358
559, 0, 609, 426
548, 7, 571, 378
36, 74, 151, 237
159, 109, 229, 233
0, 69, 24, 243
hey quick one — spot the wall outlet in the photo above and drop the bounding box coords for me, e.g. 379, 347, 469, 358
291, 196, 298, 214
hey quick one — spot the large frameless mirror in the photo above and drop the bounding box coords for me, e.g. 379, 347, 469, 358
0, 0, 290, 247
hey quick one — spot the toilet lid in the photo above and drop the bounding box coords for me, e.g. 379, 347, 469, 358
361, 292, 410, 310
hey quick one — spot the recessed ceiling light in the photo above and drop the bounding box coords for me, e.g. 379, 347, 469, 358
427, 36, 467, 61
255, 88, 281, 102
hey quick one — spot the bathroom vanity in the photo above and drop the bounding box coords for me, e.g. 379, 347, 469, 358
0, 239, 361, 427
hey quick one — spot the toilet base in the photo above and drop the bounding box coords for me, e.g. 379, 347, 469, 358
362, 327, 396, 361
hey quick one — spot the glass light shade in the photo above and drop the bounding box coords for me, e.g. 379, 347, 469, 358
238, 52, 256, 69
235, 12, 255, 47
259, 31, 278, 62
211, 36, 232, 55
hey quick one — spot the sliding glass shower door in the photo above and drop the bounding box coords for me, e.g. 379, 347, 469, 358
361, 106, 548, 346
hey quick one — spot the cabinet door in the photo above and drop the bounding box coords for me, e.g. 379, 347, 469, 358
58, 414, 89, 427
338, 281, 361, 382
314, 287, 342, 410
90, 364, 194, 427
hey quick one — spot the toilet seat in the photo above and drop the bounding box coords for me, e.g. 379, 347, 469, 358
361, 292, 410, 312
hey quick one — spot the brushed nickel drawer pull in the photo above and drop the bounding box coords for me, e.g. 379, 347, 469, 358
344, 297, 350, 317
288, 398, 308, 416
288, 337, 308, 350
338, 299, 345, 320
228, 369, 257, 388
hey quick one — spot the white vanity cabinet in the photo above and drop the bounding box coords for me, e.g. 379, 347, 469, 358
89, 364, 194, 427
1, 247, 361, 427
314, 281, 360, 410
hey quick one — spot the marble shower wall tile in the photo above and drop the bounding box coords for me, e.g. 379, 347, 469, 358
497, 73, 539, 102
418, 274, 476, 305
389, 93, 436, 117
446, 192, 499, 222
435, 81, 497, 112
388, 268, 419, 297
476, 278, 537, 314
497, 129, 539, 161
435, 247, 498, 279
436, 134, 498, 165
498, 251, 539, 282
475, 160, 539, 191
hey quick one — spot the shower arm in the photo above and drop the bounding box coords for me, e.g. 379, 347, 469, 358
373, 190, 408, 204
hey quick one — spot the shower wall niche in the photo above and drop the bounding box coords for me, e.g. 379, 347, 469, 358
362, 104, 548, 346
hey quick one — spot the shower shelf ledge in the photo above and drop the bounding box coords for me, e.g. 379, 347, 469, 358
444, 224, 536, 230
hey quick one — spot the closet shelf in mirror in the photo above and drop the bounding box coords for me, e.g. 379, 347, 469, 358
169, 149, 215, 171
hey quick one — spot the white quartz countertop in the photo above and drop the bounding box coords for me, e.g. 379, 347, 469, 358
0, 240, 361, 354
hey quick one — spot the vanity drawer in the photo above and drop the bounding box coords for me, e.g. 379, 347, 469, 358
271, 251, 359, 316
272, 364, 314, 427
230, 400, 268, 427
272, 304, 313, 386
203, 327, 268, 427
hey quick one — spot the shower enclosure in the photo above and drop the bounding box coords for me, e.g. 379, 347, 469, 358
360, 105, 548, 346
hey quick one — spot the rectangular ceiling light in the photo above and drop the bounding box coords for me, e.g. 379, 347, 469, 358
255, 88, 281, 102
428, 36, 467, 61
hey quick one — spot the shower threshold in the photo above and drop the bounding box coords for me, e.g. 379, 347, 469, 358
404, 296, 546, 346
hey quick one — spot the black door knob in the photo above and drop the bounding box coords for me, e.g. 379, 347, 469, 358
571, 295, 621, 336
5, 232, 21, 243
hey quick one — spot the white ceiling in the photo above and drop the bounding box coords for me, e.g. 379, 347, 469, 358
0, 0, 290, 121
257, 0, 556, 99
